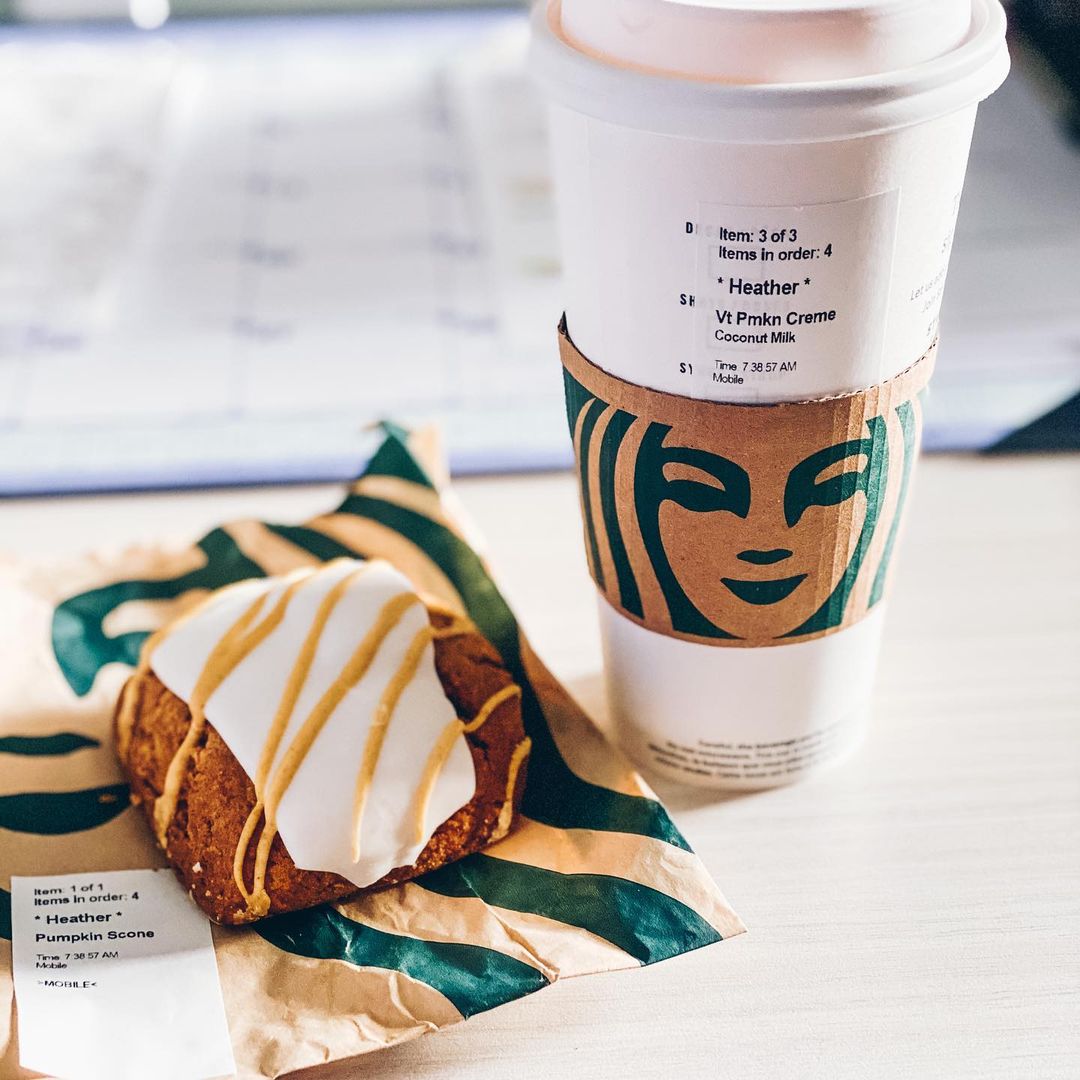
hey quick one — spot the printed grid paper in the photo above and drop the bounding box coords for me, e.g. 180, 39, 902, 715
0, 14, 1076, 495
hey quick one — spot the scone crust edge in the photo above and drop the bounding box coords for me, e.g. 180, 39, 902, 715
115, 614, 529, 925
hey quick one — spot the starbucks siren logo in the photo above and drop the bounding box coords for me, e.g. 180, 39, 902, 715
560, 323, 933, 647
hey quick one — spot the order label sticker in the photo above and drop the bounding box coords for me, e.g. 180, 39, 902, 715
11, 869, 235, 1080
693, 191, 900, 396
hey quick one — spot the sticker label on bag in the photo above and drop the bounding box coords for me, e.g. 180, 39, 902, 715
11, 869, 235, 1080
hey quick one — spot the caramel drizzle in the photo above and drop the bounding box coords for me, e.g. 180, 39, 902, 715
410, 684, 523, 845
492, 737, 532, 841
117, 583, 240, 762
231, 561, 375, 907
150, 557, 524, 918
351, 620, 439, 861
220, 571, 480, 914
116, 640, 159, 762
233, 606, 523, 912
117, 575, 294, 768
242, 590, 436, 914
152, 571, 312, 843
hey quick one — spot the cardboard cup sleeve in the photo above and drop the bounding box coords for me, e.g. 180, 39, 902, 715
559, 319, 936, 649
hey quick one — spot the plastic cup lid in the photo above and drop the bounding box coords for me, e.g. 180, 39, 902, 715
561, 0, 976, 83
531, 0, 1010, 143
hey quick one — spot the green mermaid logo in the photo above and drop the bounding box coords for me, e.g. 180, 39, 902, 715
560, 325, 930, 646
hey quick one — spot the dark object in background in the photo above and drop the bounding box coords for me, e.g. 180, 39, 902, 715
1013, 0, 1080, 140
987, 0, 1080, 453
989, 391, 1080, 452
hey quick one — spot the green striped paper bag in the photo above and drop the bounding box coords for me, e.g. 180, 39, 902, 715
0, 427, 744, 1078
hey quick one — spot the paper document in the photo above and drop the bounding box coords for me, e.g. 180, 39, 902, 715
10, 869, 235, 1080
0, 14, 1075, 495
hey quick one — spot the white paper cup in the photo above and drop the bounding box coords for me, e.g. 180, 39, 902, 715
532, 0, 1009, 789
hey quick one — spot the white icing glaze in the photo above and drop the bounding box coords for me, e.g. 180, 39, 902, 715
150, 559, 476, 890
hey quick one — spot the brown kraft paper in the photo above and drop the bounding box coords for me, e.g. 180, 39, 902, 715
559, 319, 936, 648
0, 424, 745, 1079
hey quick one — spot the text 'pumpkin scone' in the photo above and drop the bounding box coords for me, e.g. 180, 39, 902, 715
114, 558, 530, 925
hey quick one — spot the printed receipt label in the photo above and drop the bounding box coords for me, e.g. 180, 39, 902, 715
694, 190, 900, 396
11, 869, 235, 1080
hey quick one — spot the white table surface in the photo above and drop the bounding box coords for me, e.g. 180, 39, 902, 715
2, 455, 1078, 1079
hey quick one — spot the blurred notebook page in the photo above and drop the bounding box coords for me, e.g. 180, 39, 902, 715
0, 15, 1076, 495
0, 12, 565, 494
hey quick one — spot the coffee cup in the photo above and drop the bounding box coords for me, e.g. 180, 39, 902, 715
532, 0, 1009, 788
